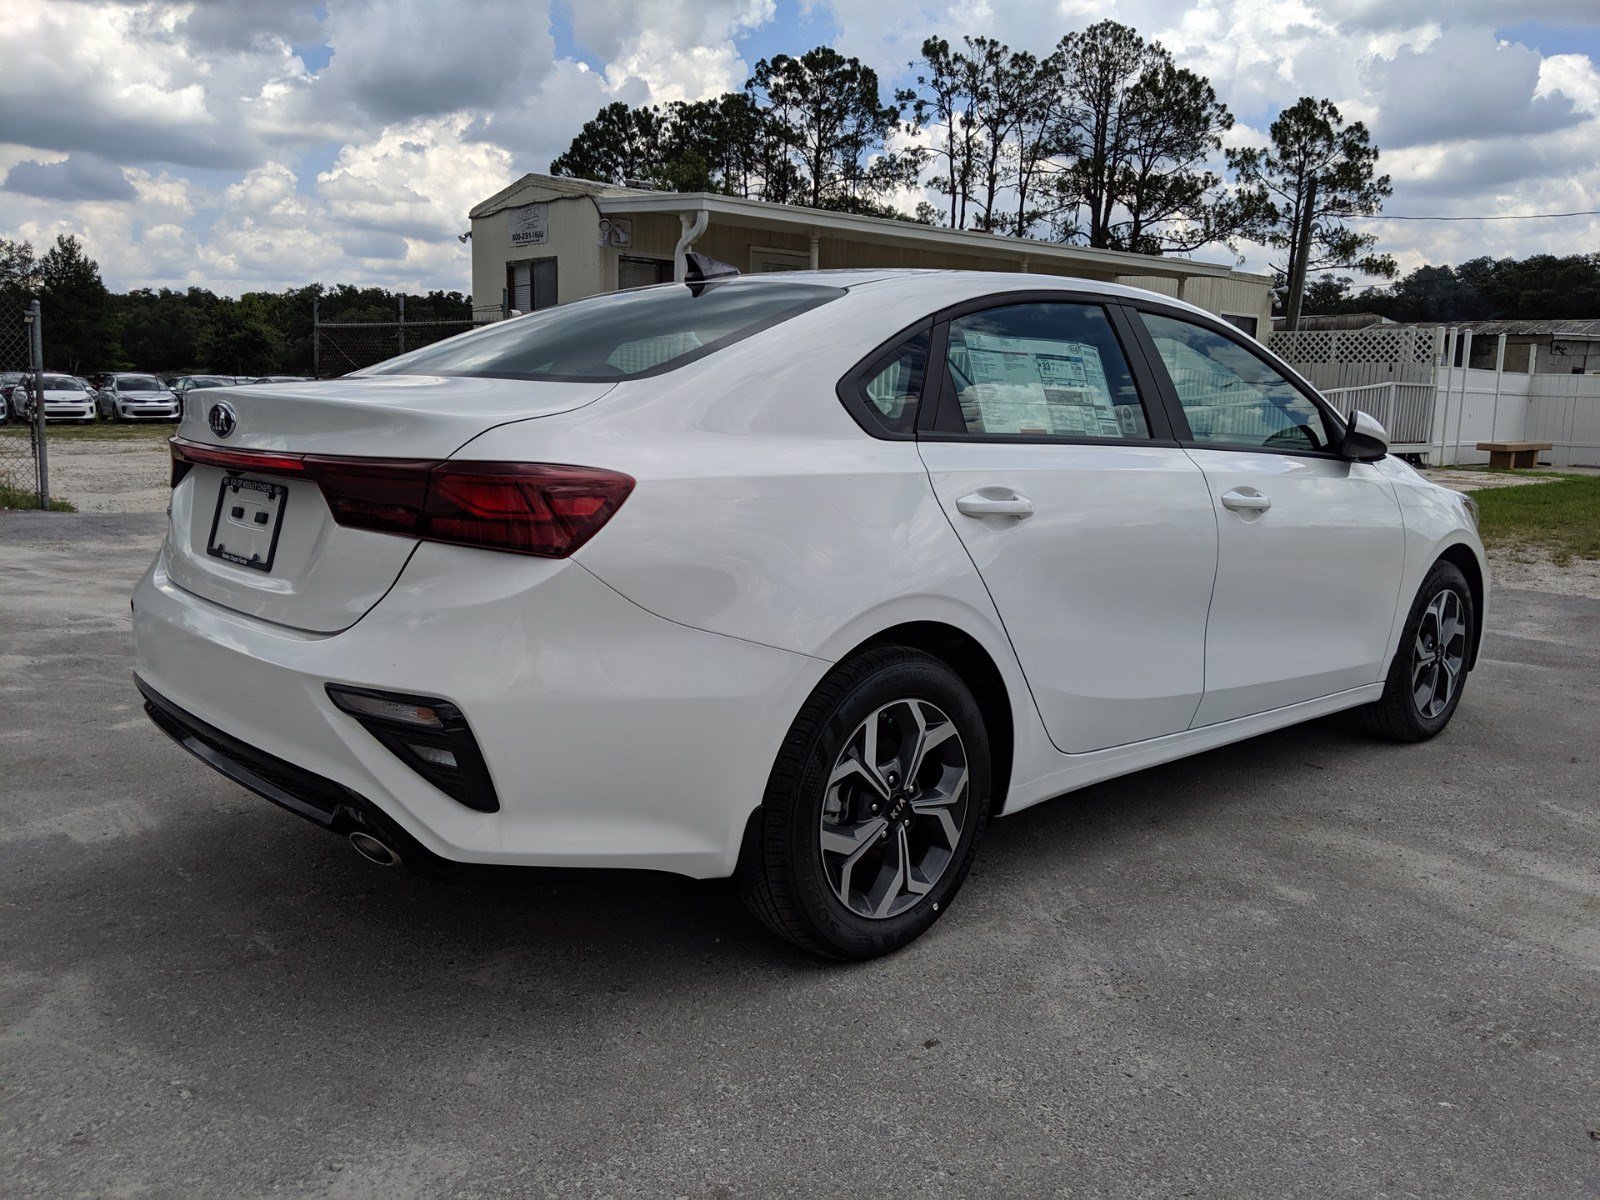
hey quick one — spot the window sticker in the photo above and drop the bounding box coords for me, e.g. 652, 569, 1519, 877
962, 332, 1124, 438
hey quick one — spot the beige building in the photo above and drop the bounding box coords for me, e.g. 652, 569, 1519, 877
469, 173, 1273, 336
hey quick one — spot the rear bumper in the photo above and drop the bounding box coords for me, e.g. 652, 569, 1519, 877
138, 676, 460, 874
132, 541, 825, 878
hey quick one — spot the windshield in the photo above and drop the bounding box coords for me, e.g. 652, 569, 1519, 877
192, 377, 232, 388
363, 281, 843, 382
42, 375, 82, 390
119, 376, 164, 392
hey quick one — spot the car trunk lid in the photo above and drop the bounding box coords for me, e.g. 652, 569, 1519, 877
163, 375, 614, 633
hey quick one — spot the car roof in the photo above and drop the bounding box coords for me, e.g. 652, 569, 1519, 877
781, 267, 1221, 319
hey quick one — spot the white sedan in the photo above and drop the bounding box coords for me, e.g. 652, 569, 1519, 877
97, 373, 181, 422
16, 373, 98, 423
132, 271, 1486, 958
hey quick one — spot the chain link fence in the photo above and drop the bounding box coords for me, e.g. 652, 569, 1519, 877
312, 297, 494, 377
0, 301, 47, 509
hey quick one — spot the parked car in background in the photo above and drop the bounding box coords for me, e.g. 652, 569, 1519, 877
171, 375, 238, 417
172, 375, 238, 397
96, 373, 181, 422
132, 270, 1489, 959
250, 376, 312, 384
1, 370, 28, 422
32, 373, 99, 423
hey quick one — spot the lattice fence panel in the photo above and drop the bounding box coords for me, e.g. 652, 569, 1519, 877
1269, 327, 1441, 392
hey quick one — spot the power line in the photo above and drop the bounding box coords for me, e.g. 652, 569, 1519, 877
1346, 208, 1600, 222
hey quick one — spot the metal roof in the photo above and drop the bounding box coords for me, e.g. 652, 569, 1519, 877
1452, 319, 1600, 339
472, 172, 1268, 285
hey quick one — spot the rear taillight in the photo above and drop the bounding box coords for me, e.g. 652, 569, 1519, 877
170, 438, 633, 557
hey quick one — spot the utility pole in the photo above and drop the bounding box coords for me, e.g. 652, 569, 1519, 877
1283, 174, 1318, 333
27, 299, 48, 509
313, 297, 320, 379
397, 293, 406, 355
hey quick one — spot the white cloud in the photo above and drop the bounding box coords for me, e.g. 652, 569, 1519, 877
0, 0, 1595, 296
816, 0, 1600, 278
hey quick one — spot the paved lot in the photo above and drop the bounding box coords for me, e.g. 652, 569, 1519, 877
3, 512, 1598, 1198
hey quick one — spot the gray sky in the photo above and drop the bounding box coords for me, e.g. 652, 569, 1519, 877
2, 0, 1596, 296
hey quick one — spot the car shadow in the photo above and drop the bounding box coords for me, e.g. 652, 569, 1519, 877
11, 711, 1390, 1056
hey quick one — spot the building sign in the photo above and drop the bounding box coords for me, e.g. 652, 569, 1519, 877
510, 203, 549, 248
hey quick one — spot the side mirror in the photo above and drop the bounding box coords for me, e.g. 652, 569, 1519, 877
1340, 409, 1389, 462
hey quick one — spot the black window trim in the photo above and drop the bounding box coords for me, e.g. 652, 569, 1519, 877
916, 291, 1178, 447
1120, 299, 1354, 461
835, 318, 936, 440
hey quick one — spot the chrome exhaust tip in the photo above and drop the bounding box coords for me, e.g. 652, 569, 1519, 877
348, 829, 401, 867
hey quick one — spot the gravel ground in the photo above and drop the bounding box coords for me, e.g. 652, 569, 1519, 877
1421, 468, 1558, 492
31, 429, 173, 513
2, 512, 1599, 1198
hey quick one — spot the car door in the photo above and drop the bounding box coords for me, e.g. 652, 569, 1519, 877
1128, 307, 1406, 727
915, 297, 1219, 754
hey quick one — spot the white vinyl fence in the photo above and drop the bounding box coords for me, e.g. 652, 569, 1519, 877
1270, 326, 1600, 466
1319, 382, 1437, 448
1524, 373, 1600, 467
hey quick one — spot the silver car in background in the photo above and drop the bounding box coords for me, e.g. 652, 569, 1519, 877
96, 373, 181, 422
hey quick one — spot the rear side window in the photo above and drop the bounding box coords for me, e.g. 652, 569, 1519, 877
364, 281, 843, 382
842, 329, 929, 437
942, 303, 1150, 440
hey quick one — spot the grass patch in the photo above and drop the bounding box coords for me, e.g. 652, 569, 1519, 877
0, 421, 175, 443
0, 480, 75, 511
1471, 475, 1600, 565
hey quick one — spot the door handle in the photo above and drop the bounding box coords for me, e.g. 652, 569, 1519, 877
956, 491, 1034, 518
1220, 487, 1272, 513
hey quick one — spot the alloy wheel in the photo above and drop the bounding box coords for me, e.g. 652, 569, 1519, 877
1412, 588, 1467, 719
819, 698, 969, 920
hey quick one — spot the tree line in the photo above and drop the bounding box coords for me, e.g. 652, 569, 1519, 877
1304, 254, 1600, 324
551, 20, 1399, 314
1, 235, 470, 376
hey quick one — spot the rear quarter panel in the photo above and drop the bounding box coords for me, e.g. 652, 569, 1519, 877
453, 290, 1057, 797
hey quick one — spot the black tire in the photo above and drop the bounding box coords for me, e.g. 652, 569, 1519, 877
739, 645, 992, 959
1358, 559, 1475, 742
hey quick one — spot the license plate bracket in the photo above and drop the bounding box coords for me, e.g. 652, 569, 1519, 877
206, 475, 288, 572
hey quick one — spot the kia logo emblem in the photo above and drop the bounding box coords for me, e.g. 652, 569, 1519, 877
208, 402, 237, 438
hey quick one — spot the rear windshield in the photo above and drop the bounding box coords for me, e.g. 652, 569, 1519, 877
363, 280, 844, 382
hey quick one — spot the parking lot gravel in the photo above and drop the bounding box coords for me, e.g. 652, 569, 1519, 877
3, 512, 1599, 1198
2, 426, 172, 514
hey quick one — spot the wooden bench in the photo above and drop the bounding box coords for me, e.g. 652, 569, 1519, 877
1476, 440, 1553, 469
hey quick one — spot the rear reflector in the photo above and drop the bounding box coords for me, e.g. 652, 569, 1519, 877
326, 684, 498, 812
171, 438, 633, 557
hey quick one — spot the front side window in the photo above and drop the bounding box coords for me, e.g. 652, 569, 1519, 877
1141, 312, 1334, 451
942, 303, 1150, 440
366, 280, 843, 382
